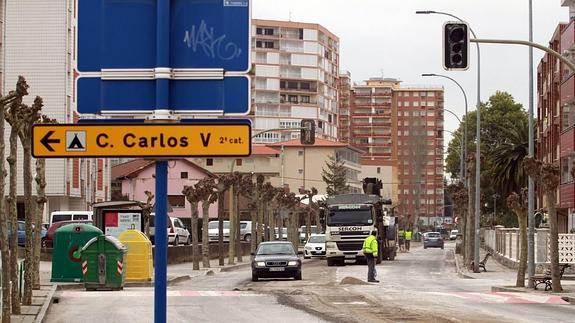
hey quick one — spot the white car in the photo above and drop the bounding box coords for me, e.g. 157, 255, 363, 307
149, 214, 191, 246
449, 230, 459, 240
304, 234, 326, 259
208, 220, 230, 242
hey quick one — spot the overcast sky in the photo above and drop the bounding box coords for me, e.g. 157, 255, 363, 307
253, 0, 569, 148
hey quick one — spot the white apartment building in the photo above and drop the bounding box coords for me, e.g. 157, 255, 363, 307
251, 19, 340, 143
2, 0, 109, 218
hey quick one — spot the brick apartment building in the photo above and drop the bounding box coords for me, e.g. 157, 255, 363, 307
536, 0, 575, 232
350, 78, 445, 227
251, 19, 340, 143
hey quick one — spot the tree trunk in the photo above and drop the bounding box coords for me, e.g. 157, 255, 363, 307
257, 199, 264, 246
278, 211, 284, 241
235, 190, 242, 262
465, 174, 475, 270
306, 210, 311, 242
250, 205, 257, 254
8, 128, 20, 314
217, 192, 224, 266
201, 203, 210, 268
228, 186, 235, 265
22, 141, 34, 305
32, 158, 46, 289
516, 213, 527, 287
0, 103, 11, 322
191, 202, 200, 271
547, 190, 562, 292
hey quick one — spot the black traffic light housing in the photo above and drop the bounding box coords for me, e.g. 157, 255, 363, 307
300, 119, 315, 145
443, 22, 469, 71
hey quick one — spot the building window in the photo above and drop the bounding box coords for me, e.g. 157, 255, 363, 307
298, 150, 304, 156
298, 169, 304, 174
318, 121, 323, 129
236, 159, 243, 166
206, 158, 213, 166
181, 172, 188, 179
377, 167, 381, 174
168, 195, 186, 208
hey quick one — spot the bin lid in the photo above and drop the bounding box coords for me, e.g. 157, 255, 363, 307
55, 223, 102, 235
118, 229, 149, 242
81, 235, 127, 252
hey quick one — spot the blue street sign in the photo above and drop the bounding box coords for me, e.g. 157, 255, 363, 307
77, 76, 249, 114
77, 0, 250, 72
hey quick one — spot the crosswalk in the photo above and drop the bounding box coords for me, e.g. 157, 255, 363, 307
428, 291, 568, 304
59, 290, 264, 298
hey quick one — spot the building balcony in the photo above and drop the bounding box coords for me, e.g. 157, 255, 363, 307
561, 73, 575, 106
561, 18, 575, 55
560, 183, 575, 209
561, 126, 575, 158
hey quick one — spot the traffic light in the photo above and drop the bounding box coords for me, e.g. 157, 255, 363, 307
443, 22, 469, 71
300, 119, 315, 145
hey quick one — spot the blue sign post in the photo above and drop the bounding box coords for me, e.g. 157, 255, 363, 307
76, 1, 251, 322
76, 0, 251, 115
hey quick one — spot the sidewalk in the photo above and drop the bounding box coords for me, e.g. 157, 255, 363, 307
454, 248, 575, 304
11, 256, 251, 322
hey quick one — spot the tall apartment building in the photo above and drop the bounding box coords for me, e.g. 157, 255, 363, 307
251, 19, 339, 143
338, 71, 352, 143
350, 78, 445, 226
3, 0, 109, 218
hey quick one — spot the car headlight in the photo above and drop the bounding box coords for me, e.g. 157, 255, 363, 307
288, 261, 298, 266
256, 262, 266, 267
326, 242, 336, 248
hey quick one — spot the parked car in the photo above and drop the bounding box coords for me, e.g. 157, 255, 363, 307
49, 211, 93, 226
299, 225, 319, 243
423, 232, 444, 249
303, 234, 325, 259
251, 241, 302, 281
274, 227, 288, 240
10, 221, 47, 248
207, 220, 252, 242
45, 220, 93, 248
449, 230, 459, 240
149, 214, 191, 246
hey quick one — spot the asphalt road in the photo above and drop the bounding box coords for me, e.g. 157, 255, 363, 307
44, 242, 575, 322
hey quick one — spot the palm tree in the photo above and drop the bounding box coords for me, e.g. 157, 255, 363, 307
490, 118, 529, 197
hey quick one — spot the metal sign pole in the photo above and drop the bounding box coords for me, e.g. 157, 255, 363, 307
155, 0, 170, 322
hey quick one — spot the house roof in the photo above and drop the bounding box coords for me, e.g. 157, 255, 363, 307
252, 145, 280, 156
112, 159, 215, 180
266, 138, 365, 154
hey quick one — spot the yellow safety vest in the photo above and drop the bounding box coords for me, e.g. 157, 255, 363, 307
405, 231, 412, 240
362, 235, 378, 257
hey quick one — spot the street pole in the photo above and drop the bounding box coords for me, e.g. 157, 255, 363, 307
422, 73, 469, 181
527, 0, 535, 288
416, 10, 481, 272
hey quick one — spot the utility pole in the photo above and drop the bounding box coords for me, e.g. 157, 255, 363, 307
527, 0, 536, 288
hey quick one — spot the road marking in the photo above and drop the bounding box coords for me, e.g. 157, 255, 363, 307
59, 290, 264, 298
428, 292, 568, 304
332, 301, 369, 306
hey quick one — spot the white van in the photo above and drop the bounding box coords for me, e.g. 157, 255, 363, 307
49, 211, 93, 226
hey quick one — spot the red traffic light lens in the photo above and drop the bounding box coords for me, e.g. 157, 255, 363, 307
449, 28, 464, 42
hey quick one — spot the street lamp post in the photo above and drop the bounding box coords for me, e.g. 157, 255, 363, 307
417, 10, 482, 273
422, 73, 468, 181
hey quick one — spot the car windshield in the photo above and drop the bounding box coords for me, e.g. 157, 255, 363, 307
257, 243, 295, 255
307, 235, 325, 243
427, 233, 441, 238
327, 209, 373, 226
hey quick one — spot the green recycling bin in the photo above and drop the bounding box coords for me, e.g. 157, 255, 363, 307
51, 223, 103, 282
81, 235, 127, 291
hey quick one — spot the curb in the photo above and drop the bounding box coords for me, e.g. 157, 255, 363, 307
219, 262, 250, 273
452, 250, 474, 279
491, 286, 527, 293
36, 285, 57, 323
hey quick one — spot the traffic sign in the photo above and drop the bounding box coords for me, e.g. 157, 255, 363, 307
77, 0, 250, 72
32, 122, 251, 158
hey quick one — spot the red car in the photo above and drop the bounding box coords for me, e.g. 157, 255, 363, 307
44, 220, 93, 248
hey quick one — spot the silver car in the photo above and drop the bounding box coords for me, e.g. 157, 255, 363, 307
423, 232, 444, 249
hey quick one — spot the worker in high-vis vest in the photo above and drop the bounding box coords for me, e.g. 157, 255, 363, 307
405, 228, 413, 251
362, 230, 379, 283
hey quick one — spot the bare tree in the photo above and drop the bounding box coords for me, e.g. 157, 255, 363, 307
194, 178, 218, 268
447, 182, 467, 256
136, 191, 154, 238
255, 175, 265, 247
215, 175, 234, 266
260, 182, 277, 242
524, 157, 562, 292
182, 185, 201, 270
507, 189, 528, 287
0, 76, 28, 321
465, 153, 476, 270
